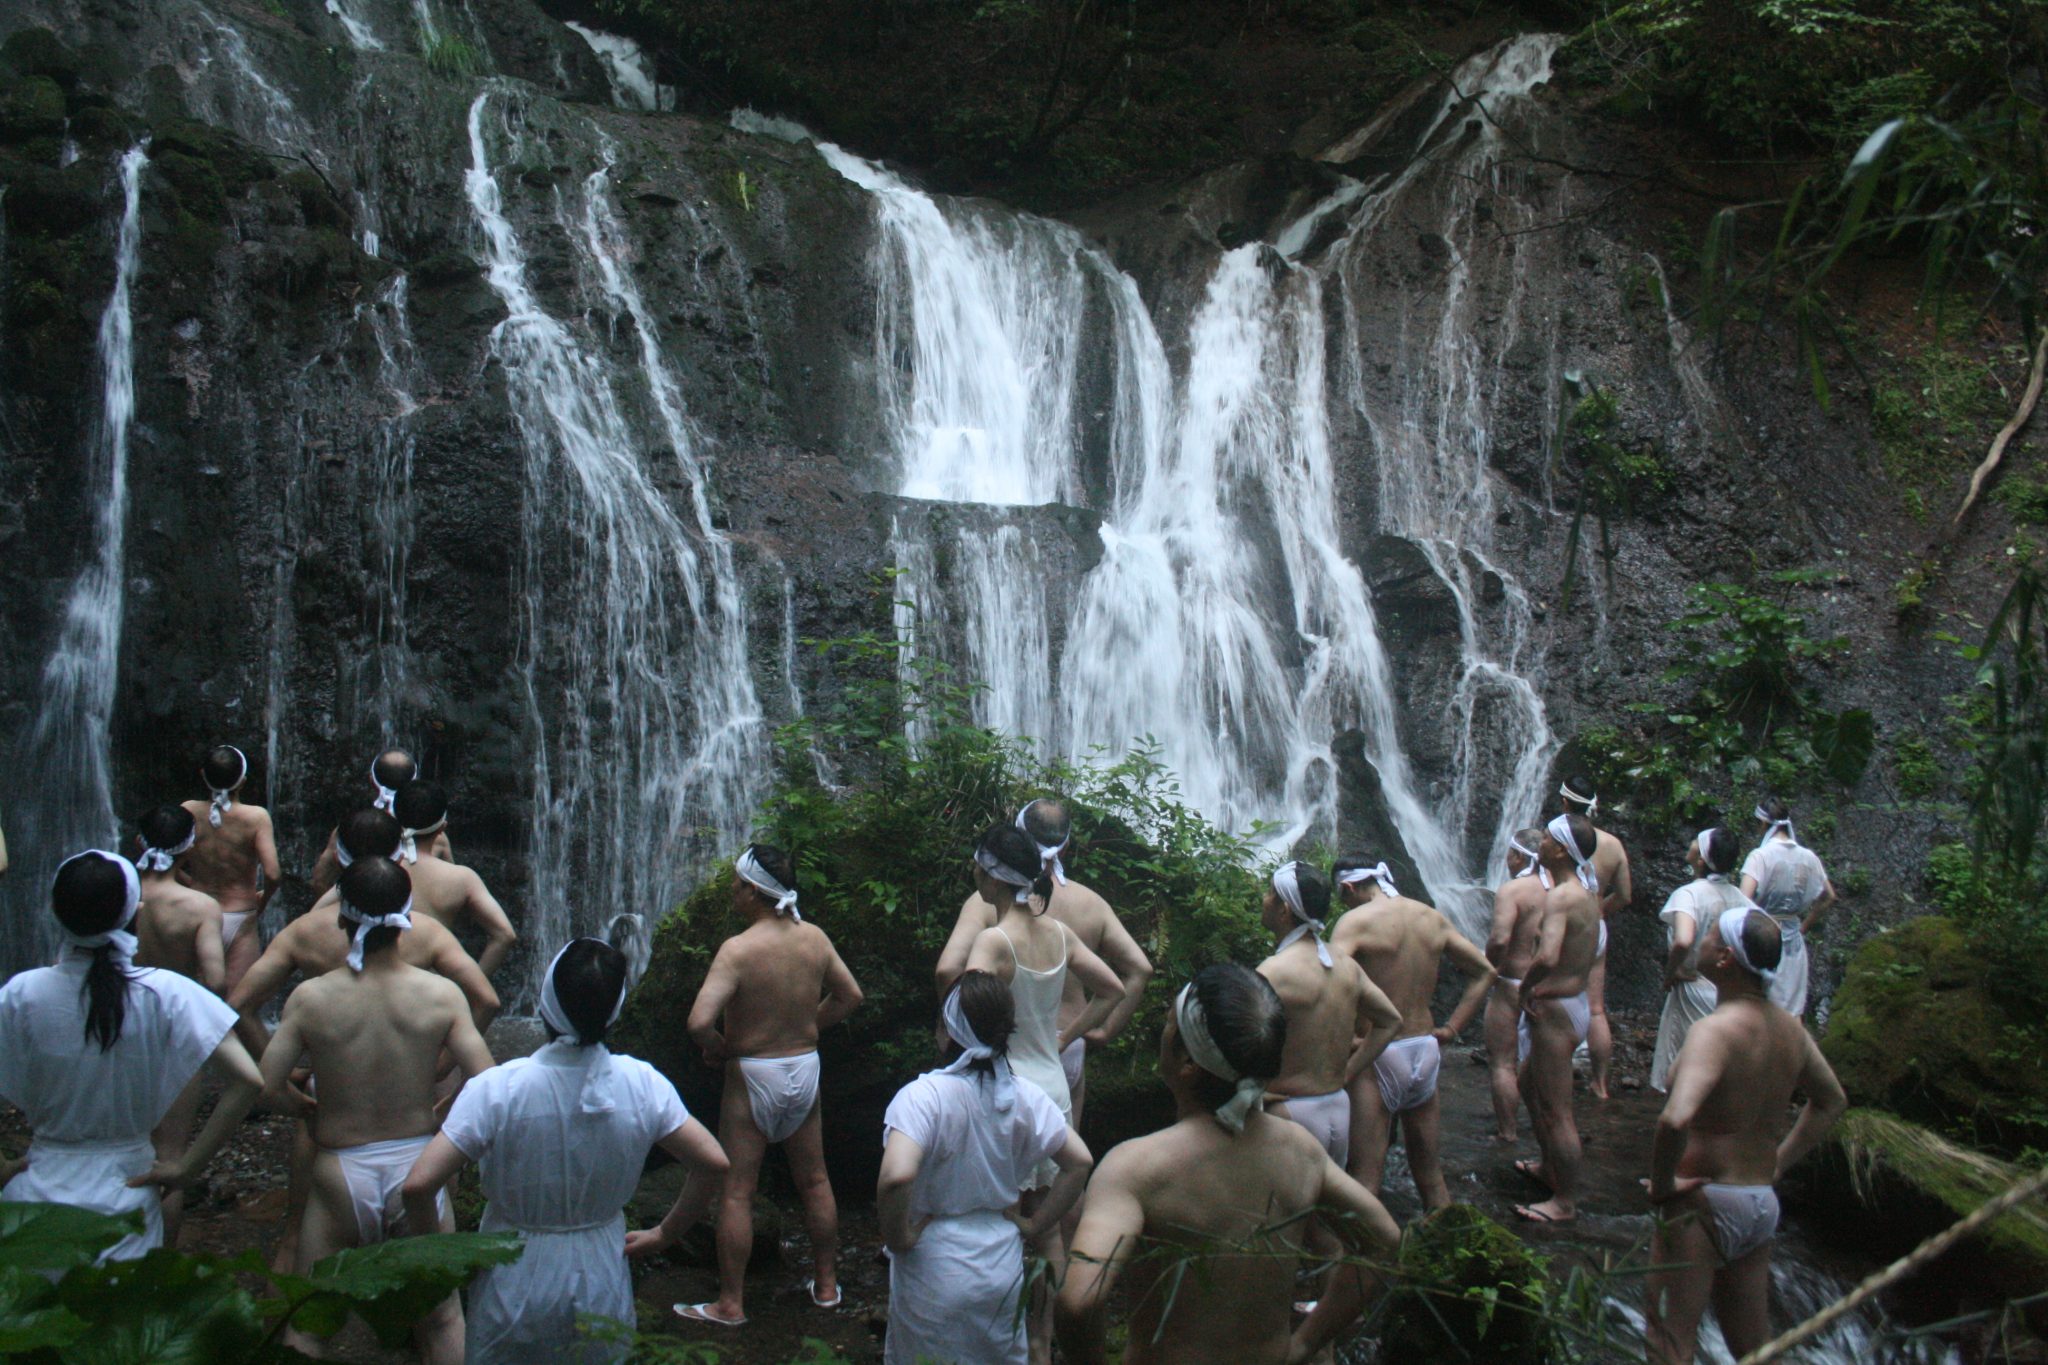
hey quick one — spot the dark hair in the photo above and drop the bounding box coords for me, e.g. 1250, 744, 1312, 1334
1701, 828, 1739, 876
338, 807, 403, 861
548, 939, 630, 1046
1560, 812, 1598, 863
1561, 775, 1598, 810
1756, 797, 1791, 826
1018, 799, 1071, 849
1330, 851, 1379, 879
975, 824, 1054, 911
1734, 911, 1784, 974
373, 749, 417, 791
949, 969, 1016, 1072
392, 779, 449, 831
53, 853, 138, 1052
1286, 861, 1332, 922
337, 858, 411, 957
137, 804, 196, 862
203, 744, 248, 791
744, 843, 796, 893
1182, 964, 1286, 1110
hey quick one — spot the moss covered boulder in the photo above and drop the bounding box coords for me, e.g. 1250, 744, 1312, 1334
1378, 1204, 1552, 1363
1822, 916, 2048, 1152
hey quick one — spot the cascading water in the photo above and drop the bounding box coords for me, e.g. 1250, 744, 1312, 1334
564, 22, 674, 112
466, 91, 764, 1001
357, 274, 422, 736
4, 146, 147, 969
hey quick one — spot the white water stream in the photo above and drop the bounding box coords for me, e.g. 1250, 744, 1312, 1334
564, 22, 674, 113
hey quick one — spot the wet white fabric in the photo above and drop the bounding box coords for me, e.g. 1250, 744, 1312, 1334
1518, 991, 1591, 1063
997, 927, 1068, 1187
1059, 1036, 1085, 1092
1546, 814, 1600, 893
735, 848, 800, 919
1174, 982, 1265, 1134
1560, 782, 1598, 817
1015, 801, 1069, 886
736, 1052, 820, 1142
881, 1068, 1065, 1365
940, 986, 1014, 1111
397, 816, 446, 866
0, 959, 234, 1261
137, 824, 196, 873
329, 1135, 447, 1244
535, 940, 630, 1114
442, 1045, 688, 1365
338, 893, 413, 972
1272, 861, 1333, 967
1596, 919, 1609, 959
1740, 837, 1826, 1015
220, 909, 257, 950
207, 746, 247, 826
1337, 862, 1397, 897
1274, 1089, 1349, 1165
975, 846, 1034, 902
1372, 1034, 1442, 1115
1651, 879, 1745, 1092
55, 850, 142, 965
1701, 1183, 1781, 1264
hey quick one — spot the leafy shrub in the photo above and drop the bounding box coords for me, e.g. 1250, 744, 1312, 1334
1894, 732, 1941, 798
419, 28, 483, 78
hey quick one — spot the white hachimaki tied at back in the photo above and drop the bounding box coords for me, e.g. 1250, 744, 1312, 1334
398, 815, 447, 866
974, 842, 1036, 904
938, 981, 1014, 1111
1271, 860, 1332, 967
1697, 828, 1727, 881
736, 845, 800, 920
1509, 831, 1547, 882
537, 938, 631, 1113
1559, 780, 1598, 818
1716, 906, 1776, 987
1015, 799, 1070, 887
54, 850, 142, 965
1336, 861, 1397, 897
338, 886, 414, 973
1546, 813, 1601, 893
1755, 804, 1798, 845
207, 745, 248, 827
137, 822, 197, 873
1175, 982, 1265, 1133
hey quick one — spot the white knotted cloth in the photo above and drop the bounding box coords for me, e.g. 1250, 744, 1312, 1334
937, 983, 1014, 1111
338, 892, 413, 972
55, 851, 142, 966
736, 847, 800, 919
1175, 983, 1265, 1134
136, 824, 196, 873
1014, 800, 1069, 886
1272, 861, 1332, 967
207, 745, 247, 827
1547, 813, 1600, 893
535, 938, 631, 1113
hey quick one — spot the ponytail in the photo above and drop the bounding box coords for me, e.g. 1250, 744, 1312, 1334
1032, 870, 1055, 914
80, 944, 135, 1052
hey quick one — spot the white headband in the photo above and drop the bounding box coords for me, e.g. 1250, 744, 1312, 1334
1015, 801, 1069, 886
137, 822, 198, 873
1546, 814, 1600, 893
537, 938, 631, 1112
1755, 806, 1797, 845
207, 745, 248, 826
55, 851, 142, 965
939, 982, 1014, 1111
369, 756, 411, 813
1175, 983, 1266, 1134
1336, 861, 1397, 897
338, 892, 414, 972
1509, 834, 1542, 879
1560, 782, 1598, 817
1716, 906, 1775, 985
1272, 861, 1332, 968
736, 847, 800, 919
974, 845, 1034, 904
398, 815, 448, 867
1696, 828, 1728, 882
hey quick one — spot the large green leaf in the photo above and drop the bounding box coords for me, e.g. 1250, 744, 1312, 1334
0, 1203, 138, 1273
273, 1234, 521, 1348
48, 1250, 271, 1364
1810, 708, 1877, 785
0, 1266, 87, 1354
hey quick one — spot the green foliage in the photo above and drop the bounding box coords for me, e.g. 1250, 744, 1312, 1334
0, 1202, 519, 1363
1994, 472, 2048, 526
1895, 732, 1941, 798
1963, 564, 2048, 918
1557, 379, 1673, 605
419, 28, 484, 78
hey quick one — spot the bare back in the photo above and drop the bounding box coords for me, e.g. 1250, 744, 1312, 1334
1591, 825, 1631, 917
1670, 999, 1815, 1185
135, 877, 225, 988
1491, 876, 1547, 980
710, 918, 838, 1058
1257, 942, 1370, 1097
398, 857, 490, 935
1534, 880, 1602, 998
284, 961, 471, 1148
179, 800, 275, 915
278, 900, 475, 978
1332, 896, 1449, 1037
1101, 1115, 1328, 1365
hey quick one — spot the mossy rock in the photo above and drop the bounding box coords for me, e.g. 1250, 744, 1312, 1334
1379, 1203, 1552, 1363
0, 76, 67, 143
0, 28, 80, 87
1822, 916, 2048, 1151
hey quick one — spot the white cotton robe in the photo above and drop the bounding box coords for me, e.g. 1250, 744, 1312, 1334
440, 1042, 688, 1365
0, 959, 235, 1260
882, 1069, 1067, 1365
1742, 839, 1830, 1016
1651, 879, 1747, 1092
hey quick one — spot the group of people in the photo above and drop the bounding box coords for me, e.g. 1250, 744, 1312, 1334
0, 743, 1852, 1365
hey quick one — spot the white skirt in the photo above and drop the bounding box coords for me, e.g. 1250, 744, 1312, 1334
4, 1135, 160, 1262
466, 1211, 632, 1365
1767, 918, 1810, 1017
886, 1209, 1027, 1365
1650, 978, 1718, 1093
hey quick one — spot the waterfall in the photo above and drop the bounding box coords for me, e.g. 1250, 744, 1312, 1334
326, 0, 385, 50
564, 22, 674, 113
5, 147, 148, 968
358, 274, 421, 737
465, 92, 764, 1003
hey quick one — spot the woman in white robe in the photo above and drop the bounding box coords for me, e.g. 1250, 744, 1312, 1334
1740, 800, 1838, 1018
402, 939, 729, 1365
0, 850, 260, 1260
878, 970, 1092, 1365
1651, 830, 1751, 1093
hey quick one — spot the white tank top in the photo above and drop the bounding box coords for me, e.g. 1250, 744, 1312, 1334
998, 924, 1070, 1117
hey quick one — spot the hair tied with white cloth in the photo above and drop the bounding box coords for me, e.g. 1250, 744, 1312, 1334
370, 758, 401, 813
1696, 828, 1727, 882
55, 850, 141, 966
1716, 905, 1775, 986
736, 846, 800, 920
537, 939, 630, 1112
1546, 813, 1601, 894
1336, 861, 1397, 897
1271, 861, 1332, 968
338, 893, 414, 972
1755, 805, 1798, 845
1015, 800, 1069, 886
137, 824, 197, 873
1509, 833, 1541, 878
974, 845, 1034, 904
398, 817, 447, 867
1559, 781, 1599, 818
938, 983, 1014, 1111
207, 745, 247, 827
1175, 983, 1265, 1134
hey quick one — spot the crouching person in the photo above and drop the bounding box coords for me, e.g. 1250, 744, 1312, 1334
403, 939, 730, 1364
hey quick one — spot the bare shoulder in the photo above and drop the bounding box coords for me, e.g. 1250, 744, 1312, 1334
1054, 880, 1113, 934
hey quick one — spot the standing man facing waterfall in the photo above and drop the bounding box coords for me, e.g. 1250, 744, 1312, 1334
389, 781, 518, 979
1643, 907, 1846, 1365
1513, 813, 1603, 1225
934, 798, 1153, 1129
309, 749, 450, 897
180, 744, 279, 993
1560, 777, 1632, 1100
679, 845, 864, 1328
1484, 828, 1549, 1142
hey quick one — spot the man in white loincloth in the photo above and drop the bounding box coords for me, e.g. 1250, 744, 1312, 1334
1513, 812, 1603, 1225
678, 845, 864, 1328
179, 743, 280, 993
390, 780, 518, 979
1559, 777, 1632, 1099
1483, 827, 1548, 1141
308, 749, 451, 897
